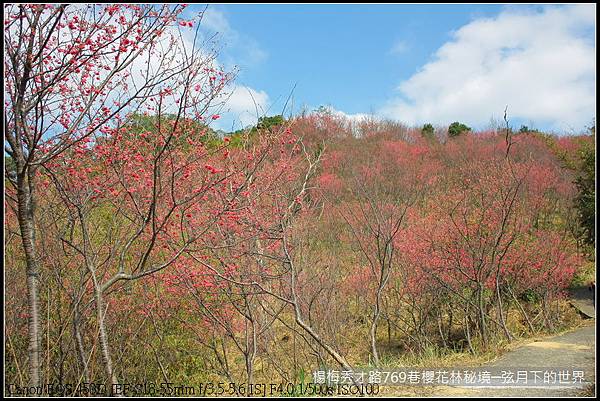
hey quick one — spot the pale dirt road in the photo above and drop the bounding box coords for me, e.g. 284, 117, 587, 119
433, 286, 596, 397
380, 287, 595, 397
432, 323, 595, 397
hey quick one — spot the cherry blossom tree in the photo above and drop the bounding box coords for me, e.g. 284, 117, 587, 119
4, 3, 229, 386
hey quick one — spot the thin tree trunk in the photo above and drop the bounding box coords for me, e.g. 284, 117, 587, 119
541, 294, 555, 331
369, 300, 381, 366
245, 318, 257, 385
86, 255, 117, 387
93, 289, 118, 387
495, 276, 513, 341
437, 309, 447, 348
507, 284, 535, 334
477, 284, 488, 347
446, 304, 454, 341
16, 173, 42, 388
221, 339, 231, 382
464, 313, 475, 354
387, 316, 392, 345
73, 312, 90, 383
294, 315, 353, 373
370, 262, 391, 367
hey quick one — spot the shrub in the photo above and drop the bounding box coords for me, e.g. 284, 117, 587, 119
421, 123, 435, 140
448, 121, 471, 138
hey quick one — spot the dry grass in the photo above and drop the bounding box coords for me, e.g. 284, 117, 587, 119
193, 298, 591, 397
578, 383, 596, 397
571, 261, 596, 288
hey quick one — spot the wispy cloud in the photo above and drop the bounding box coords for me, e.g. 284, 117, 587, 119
201, 7, 268, 67
380, 4, 596, 131
389, 40, 410, 55
328, 107, 373, 123
214, 85, 271, 131
182, 6, 271, 130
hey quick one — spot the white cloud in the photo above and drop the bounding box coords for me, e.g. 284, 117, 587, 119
218, 85, 270, 129
380, 4, 596, 131
193, 7, 271, 130
328, 107, 373, 123
201, 7, 267, 67
201, 7, 231, 34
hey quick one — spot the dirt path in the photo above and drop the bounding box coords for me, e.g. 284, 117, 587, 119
430, 323, 595, 397
434, 288, 596, 397
570, 285, 596, 319
379, 289, 596, 397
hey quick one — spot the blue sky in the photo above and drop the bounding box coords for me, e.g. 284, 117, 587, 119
187, 4, 596, 134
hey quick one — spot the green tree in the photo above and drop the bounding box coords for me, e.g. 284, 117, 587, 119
574, 127, 595, 246
123, 113, 222, 150
448, 121, 471, 138
421, 123, 435, 141
225, 115, 287, 148
256, 115, 285, 131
